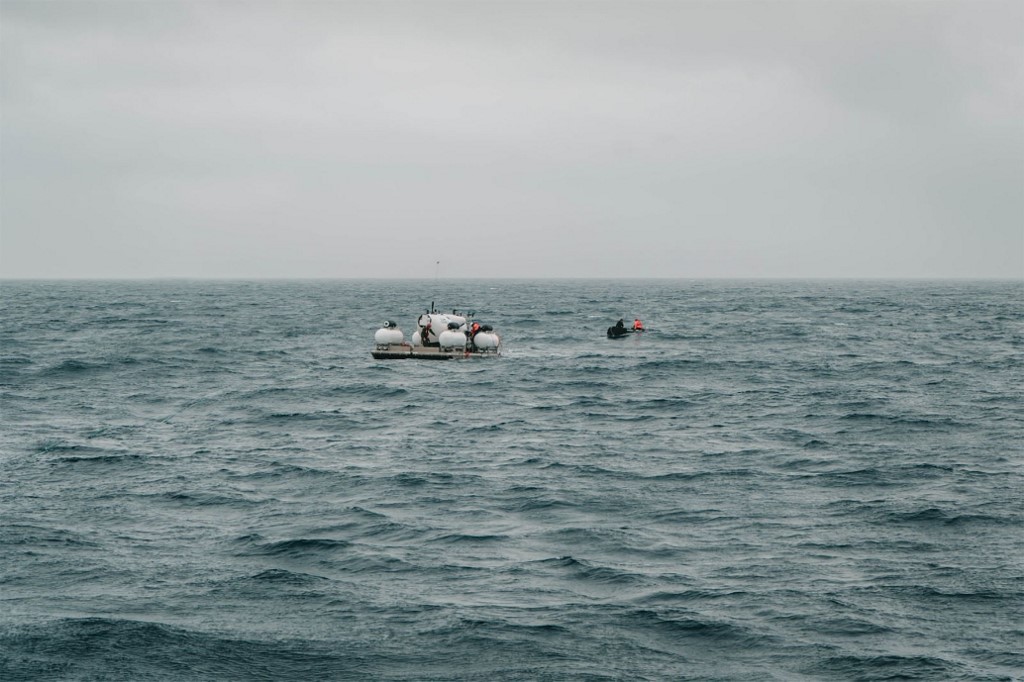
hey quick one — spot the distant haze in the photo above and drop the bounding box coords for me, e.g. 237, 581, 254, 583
1, 0, 1021, 279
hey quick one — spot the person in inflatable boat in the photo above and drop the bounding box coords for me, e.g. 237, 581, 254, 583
632, 319, 644, 331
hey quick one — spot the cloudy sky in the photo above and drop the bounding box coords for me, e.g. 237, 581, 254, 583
1, 0, 1021, 278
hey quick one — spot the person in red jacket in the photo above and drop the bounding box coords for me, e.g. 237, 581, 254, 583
632, 318, 644, 331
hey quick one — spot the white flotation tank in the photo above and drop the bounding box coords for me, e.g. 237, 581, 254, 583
438, 329, 468, 349
472, 331, 500, 350
374, 322, 404, 346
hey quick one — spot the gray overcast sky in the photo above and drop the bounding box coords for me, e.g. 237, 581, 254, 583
1, 0, 1021, 279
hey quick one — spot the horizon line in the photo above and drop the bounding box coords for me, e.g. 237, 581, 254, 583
2, 275, 1021, 283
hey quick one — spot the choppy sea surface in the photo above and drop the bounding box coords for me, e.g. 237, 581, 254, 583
1, 279, 1021, 681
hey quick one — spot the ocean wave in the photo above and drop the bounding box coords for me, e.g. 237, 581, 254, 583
386, 471, 484, 488
804, 463, 960, 488
424, 615, 572, 641
797, 615, 896, 637
231, 462, 336, 480
642, 469, 754, 482
430, 532, 510, 544
39, 359, 99, 375
156, 490, 264, 508
635, 358, 707, 371
0, 617, 363, 680
35, 441, 141, 464
838, 411, 970, 428
621, 397, 696, 412
260, 410, 364, 425
633, 589, 752, 605
245, 568, 331, 585
515, 556, 651, 586
621, 608, 769, 646
811, 653, 967, 680
505, 496, 580, 512
325, 384, 410, 398
883, 507, 1016, 527
895, 585, 1017, 603
465, 420, 524, 433
234, 536, 354, 557
0, 354, 33, 369
806, 468, 895, 487
537, 461, 624, 477
52, 452, 143, 465
647, 508, 731, 524
823, 501, 1018, 527
531, 555, 587, 569
0, 524, 99, 549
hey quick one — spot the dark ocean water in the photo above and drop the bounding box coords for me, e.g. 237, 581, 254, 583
1, 279, 1021, 681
